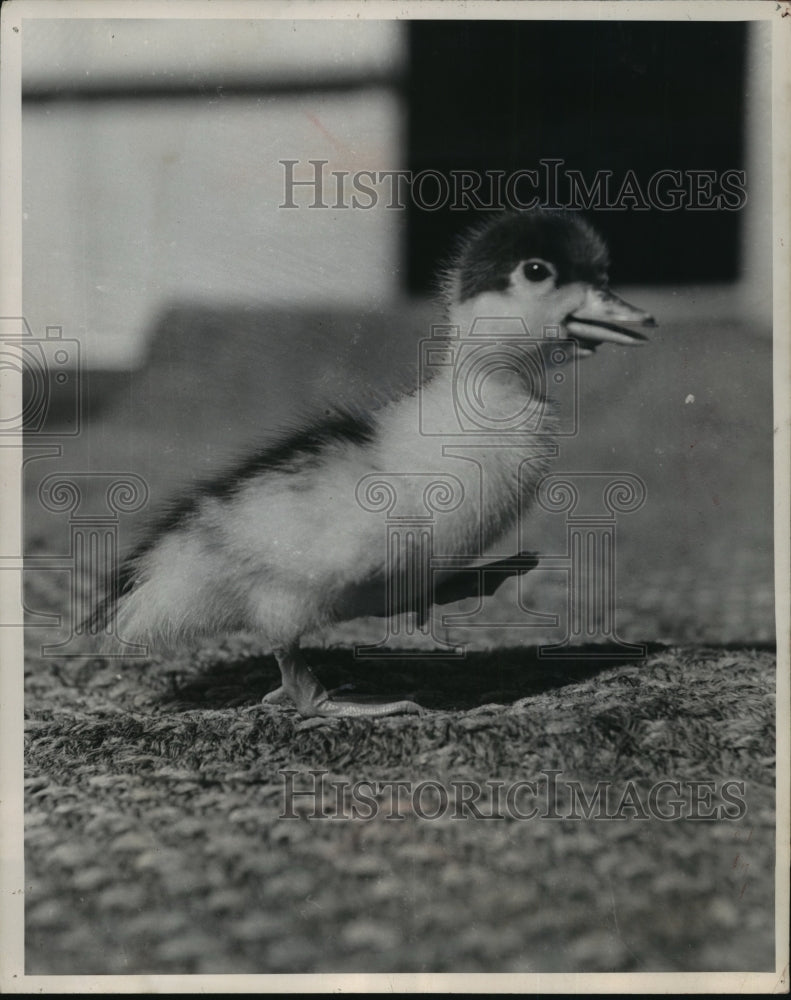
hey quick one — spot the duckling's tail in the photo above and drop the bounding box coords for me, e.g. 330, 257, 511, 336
79, 557, 144, 653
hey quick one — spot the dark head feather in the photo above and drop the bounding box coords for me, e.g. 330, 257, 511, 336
444, 210, 610, 305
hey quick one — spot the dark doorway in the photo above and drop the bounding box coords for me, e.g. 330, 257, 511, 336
406, 21, 747, 292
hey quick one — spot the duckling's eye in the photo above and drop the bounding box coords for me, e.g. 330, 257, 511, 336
522, 260, 555, 283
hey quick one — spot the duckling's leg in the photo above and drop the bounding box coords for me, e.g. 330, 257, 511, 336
432, 551, 539, 607
263, 642, 423, 718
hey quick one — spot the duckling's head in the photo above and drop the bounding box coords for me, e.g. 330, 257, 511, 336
442, 210, 655, 355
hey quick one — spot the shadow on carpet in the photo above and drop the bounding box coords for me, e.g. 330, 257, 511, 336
164, 642, 672, 712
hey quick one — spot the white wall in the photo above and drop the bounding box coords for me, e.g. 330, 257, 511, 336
22, 18, 405, 368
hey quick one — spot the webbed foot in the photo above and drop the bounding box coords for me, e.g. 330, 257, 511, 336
265, 645, 425, 718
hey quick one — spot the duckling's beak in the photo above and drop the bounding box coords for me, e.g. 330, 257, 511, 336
566, 287, 656, 353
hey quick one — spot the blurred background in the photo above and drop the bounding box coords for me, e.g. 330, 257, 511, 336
22, 18, 770, 366
22, 18, 774, 656
18, 15, 778, 978
21, 16, 775, 650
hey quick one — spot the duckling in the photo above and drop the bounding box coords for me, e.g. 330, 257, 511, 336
96, 210, 654, 718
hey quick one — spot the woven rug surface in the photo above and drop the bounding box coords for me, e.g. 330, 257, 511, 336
22, 304, 778, 975
25, 644, 775, 974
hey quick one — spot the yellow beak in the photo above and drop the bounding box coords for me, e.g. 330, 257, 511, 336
566, 287, 656, 348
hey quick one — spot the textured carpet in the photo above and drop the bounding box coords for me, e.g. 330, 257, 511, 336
21, 300, 778, 975
25, 643, 775, 974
